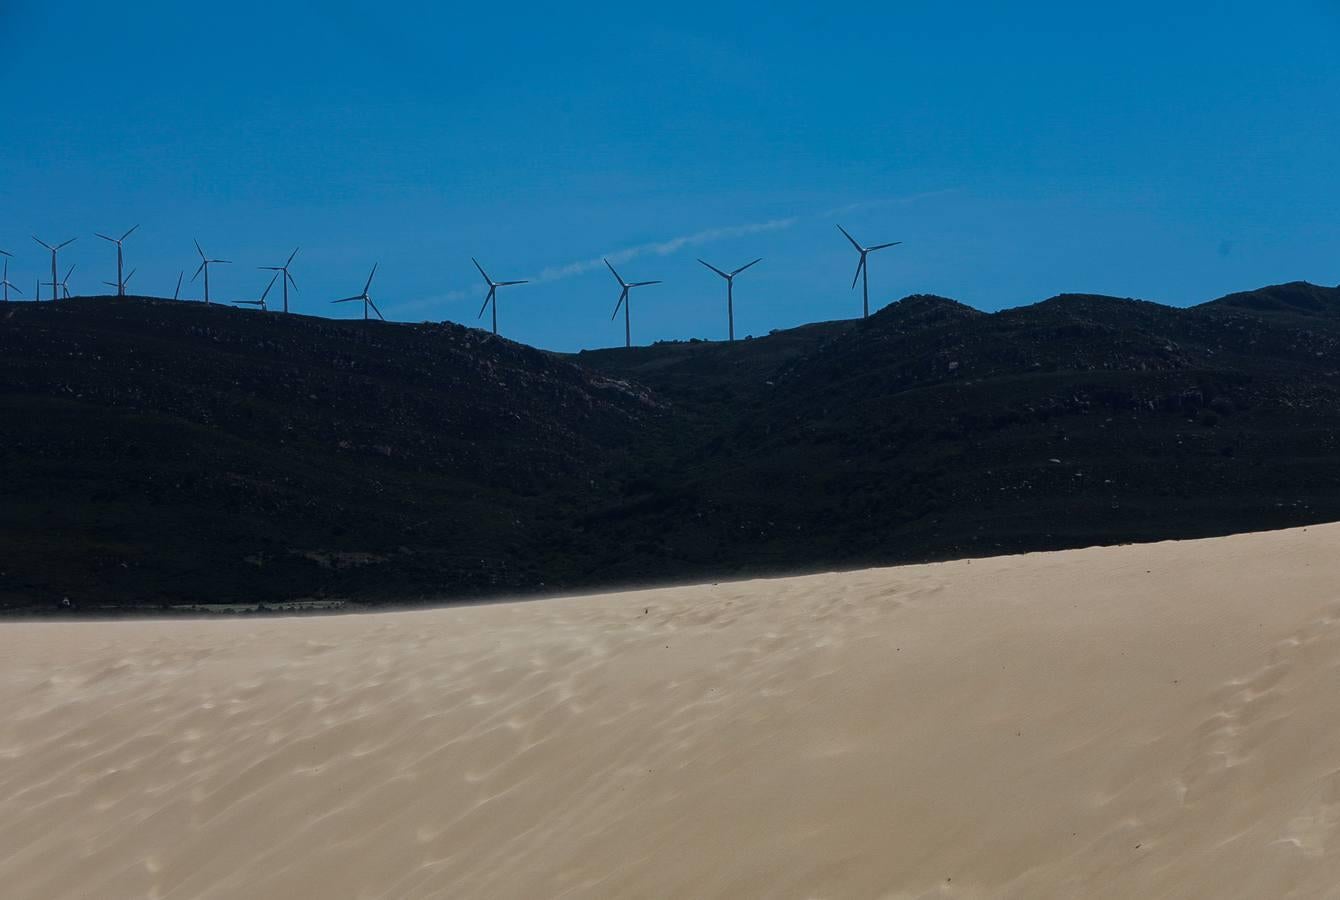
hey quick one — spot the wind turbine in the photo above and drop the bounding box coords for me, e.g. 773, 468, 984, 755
697, 257, 761, 343
191, 240, 230, 304
173, 271, 183, 301
836, 224, 901, 318
102, 269, 135, 293
32, 236, 76, 301
95, 225, 139, 296
472, 258, 527, 336
332, 264, 384, 321
259, 247, 299, 313
235, 272, 279, 311
1, 257, 22, 302
45, 264, 74, 300
605, 259, 660, 349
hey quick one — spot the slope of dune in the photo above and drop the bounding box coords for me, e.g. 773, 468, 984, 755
5, 524, 1340, 898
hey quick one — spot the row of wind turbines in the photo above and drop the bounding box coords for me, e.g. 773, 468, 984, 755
0, 224, 902, 348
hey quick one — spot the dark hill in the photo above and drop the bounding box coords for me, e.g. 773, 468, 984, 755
575, 319, 855, 414
570, 286, 1340, 582
0, 297, 662, 610
4, 286, 1340, 614
1200, 280, 1340, 318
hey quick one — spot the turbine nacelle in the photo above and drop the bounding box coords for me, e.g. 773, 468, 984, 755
259, 247, 300, 313
332, 264, 384, 321
605, 258, 660, 347
698, 257, 762, 282
837, 224, 902, 316
236, 271, 280, 311
472, 257, 528, 334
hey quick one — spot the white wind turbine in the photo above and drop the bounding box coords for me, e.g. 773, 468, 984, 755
837, 224, 901, 318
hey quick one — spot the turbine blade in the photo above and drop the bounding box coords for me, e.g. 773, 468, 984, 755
497, 279, 528, 286
836, 224, 862, 252
124, 269, 136, 285
697, 258, 729, 279
122, 224, 140, 240
95, 233, 116, 243
191, 262, 205, 282
214, 259, 232, 265
261, 271, 279, 301
33, 236, 53, 251
64, 264, 75, 279
611, 288, 628, 319
471, 257, 492, 285
478, 288, 495, 318
869, 241, 902, 251
851, 256, 864, 290
286, 271, 298, 291
368, 298, 385, 321
731, 257, 763, 276
286, 247, 299, 266
364, 263, 378, 293
194, 239, 205, 259
332, 297, 360, 303
0, 249, 10, 257
630, 280, 660, 287
56, 238, 76, 250
604, 258, 626, 287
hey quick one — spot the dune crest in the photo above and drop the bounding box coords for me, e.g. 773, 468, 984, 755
5, 525, 1340, 898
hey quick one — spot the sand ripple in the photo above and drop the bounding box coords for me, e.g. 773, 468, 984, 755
5, 526, 1340, 897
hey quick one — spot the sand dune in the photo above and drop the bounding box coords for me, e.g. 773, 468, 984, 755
4, 525, 1340, 898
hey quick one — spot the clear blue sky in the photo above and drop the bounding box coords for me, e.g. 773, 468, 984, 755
3, 1, 1338, 351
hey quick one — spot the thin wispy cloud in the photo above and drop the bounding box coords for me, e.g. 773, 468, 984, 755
389, 188, 959, 317
385, 217, 797, 316
388, 287, 478, 317
530, 218, 799, 284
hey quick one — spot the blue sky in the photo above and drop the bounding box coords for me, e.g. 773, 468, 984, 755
3, 1, 1339, 350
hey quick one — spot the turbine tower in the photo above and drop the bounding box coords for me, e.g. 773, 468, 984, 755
837, 224, 901, 318
605, 258, 660, 349
235, 272, 279, 311
45, 264, 75, 300
173, 271, 183, 301
697, 257, 761, 343
1, 257, 22, 302
332, 264, 384, 321
472, 258, 527, 336
95, 225, 139, 296
191, 240, 230, 305
259, 247, 299, 313
101, 269, 135, 293
32, 236, 76, 301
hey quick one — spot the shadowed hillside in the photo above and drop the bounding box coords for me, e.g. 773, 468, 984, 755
4, 284, 1340, 613
0, 298, 663, 611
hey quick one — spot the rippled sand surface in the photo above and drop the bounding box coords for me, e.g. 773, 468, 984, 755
5, 524, 1340, 898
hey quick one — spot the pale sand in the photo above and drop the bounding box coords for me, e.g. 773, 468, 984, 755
4, 526, 1340, 898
